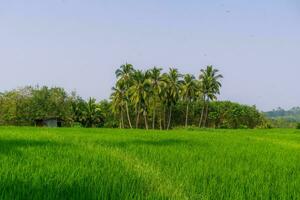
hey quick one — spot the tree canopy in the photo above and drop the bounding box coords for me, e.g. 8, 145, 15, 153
0, 64, 267, 129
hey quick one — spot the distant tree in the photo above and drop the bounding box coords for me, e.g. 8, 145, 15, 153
82, 98, 104, 128
199, 66, 223, 127
147, 67, 165, 129
0, 64, 243, 129
163, 68, 182, 130
30, 86, 72, 125
98, 100, 118, 128
128, 70, 151, 129
0, 90, 23, 125
115, 63, 134, 129
111, 82, 127, 128
70, 93, 87, 126
181, 74, 198, 127
207, 101, 264, 129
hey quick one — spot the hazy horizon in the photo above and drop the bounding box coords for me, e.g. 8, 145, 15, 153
1, 0, 299, 111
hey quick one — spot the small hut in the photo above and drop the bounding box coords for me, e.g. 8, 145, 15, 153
35, 118, 63, 127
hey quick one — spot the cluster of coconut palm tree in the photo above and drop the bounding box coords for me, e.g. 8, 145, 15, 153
110, 64, 223, 130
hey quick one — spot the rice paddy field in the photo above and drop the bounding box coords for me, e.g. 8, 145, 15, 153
0, 127, 299, 200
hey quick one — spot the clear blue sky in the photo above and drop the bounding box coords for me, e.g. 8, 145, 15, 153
0, 0, 299, 111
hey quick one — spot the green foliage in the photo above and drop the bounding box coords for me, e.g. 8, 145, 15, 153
268, 118, 297, 128
264, 107, 300, 128
296, 123, 300, 129
81, 98, 104, 128
0, 87, 105, 127
0, 127, 300, 199
99, 100, 118, 128
31, 86, 73, 124
171, 101, 265, 129
208, 101, 264, 129
110, 64, 262, 130
265, 107, 300, 120
0, 64, 267, 129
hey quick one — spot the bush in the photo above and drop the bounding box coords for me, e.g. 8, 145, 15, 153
72, 122, 82, 128
296, 123, 300, 129
238, 125, 248, 129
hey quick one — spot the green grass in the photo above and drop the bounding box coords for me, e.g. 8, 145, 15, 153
0, 127, 300, 200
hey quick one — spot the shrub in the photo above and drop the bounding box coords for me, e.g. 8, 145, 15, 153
296, 123, 300, 129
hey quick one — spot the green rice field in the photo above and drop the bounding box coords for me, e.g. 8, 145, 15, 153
0, 127, 299, 199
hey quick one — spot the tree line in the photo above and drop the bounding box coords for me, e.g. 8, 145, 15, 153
0, 86, 104, 127
0, 64, 266, 129
264, 107, 300, 128
110, 64, 266, 129
111, 64, 223, 129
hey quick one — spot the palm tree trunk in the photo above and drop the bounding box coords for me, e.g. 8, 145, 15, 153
136, 104, 140, 129
125, 101, 132, 129
159, 110, 162, 130
119, 115, 122, 128
203, 101, 209, 127
136, 111, 140, 129
152, 110, 156, 129
121, 109, 124, 128
163, 105, 166, 129
144, 111, 148, 130
185, 102, 189, 128
167, 105, 172, 130
199, 104, 205, 127
152, 102, 156, 129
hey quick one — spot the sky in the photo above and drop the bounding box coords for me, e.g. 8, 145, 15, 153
0, 0, 299, 111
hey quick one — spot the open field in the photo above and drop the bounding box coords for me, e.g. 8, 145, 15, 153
0, 127, 299, 199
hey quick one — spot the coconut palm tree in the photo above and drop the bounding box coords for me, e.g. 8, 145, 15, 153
147, 67, 165, 129
115, 63, 134, 83
199, 65, 223, 127
181, 74, 198, 128
110, 83, 126, 128
160, 85, 168, 130
163, 68, 182, 130
128, 70, 151, 129
83, 97, 103, 127
115, 63, 134, 129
